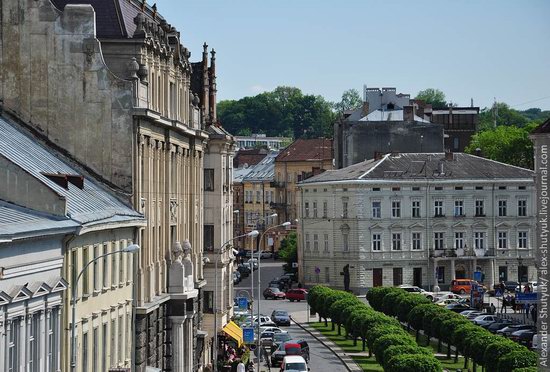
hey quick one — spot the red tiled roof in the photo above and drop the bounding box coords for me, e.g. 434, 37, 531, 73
531, 118, 550, 134
234, 148, 269, 168
276, 138, 333, 162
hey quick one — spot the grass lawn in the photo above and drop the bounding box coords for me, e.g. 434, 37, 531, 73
310, 321, 467, 371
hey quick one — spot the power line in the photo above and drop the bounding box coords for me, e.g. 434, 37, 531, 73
510, 95, 550, 108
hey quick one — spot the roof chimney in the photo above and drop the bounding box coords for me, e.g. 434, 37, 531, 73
361, 101, 370, 117
373, 151, 384, 160
403, 106, 414, 122
475, 148, 483, 157
445, 150, 454, 161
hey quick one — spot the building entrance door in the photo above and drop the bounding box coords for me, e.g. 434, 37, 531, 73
455, 264, 467, 279
413, 268, 422, 287
373, 268, 383, 287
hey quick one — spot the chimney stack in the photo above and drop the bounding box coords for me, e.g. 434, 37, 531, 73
361, 101, 370, 117
475, 148, 483, 157
403, 106, 414, 122
445, 149, 454, 161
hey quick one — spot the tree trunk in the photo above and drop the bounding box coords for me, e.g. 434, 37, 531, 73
455, 348, 459, 364
353, 336, 357, 346
415, 329, 419, 342
331, 321, 335, 331
446, 343, 451, 359
464, 356, 469, 369
473, 361, 477, 372
437, 338, 442, 353
337, 323, 341, 335
362, 337, 366, 352
318, 314, 321, 323
426, 335, 431, 347
324, 318, 328, 327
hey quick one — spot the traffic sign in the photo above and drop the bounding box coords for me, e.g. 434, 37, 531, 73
515, 292, 537, 304
238, 297, 248, 310
243, 327, 254, 343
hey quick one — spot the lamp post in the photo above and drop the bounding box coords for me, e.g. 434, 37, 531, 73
70, 244, 140, 372
257, 221, 291, 371
208, 230, 259, 372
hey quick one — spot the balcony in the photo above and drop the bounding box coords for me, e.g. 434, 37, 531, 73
270, 181, 286, 188
270, 202, 287, 209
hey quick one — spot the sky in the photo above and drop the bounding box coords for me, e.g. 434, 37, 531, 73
158, 0, 550, 110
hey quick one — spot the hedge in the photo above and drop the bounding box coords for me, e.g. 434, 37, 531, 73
383, 344, 432, 369
484, 340, 527, 371
372, 333, 416, 366
385, 354, 442, 372
496, 350, 538, 372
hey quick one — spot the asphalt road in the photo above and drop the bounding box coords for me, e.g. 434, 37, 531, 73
235, 260, 347, 372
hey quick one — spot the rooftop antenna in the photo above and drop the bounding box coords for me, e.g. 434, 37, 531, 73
470, 98, 473, 108
493, 97, 498, 128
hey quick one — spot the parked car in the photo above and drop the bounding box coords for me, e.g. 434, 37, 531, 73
496, 324, 534, 337
472, 315, 499, 326
260, 251, 273, 259
245, 250, 253, 258
460, 310, 482, 317
260, 326, 284, 335
398, 285, 435, 300
516, 281, 538, 293
264, 287, 286, 300
253, 315, 276, 327
237, 264, 250, 277
273, 332, 292, 348
509, 328, 537, 346
465, 311, 485, 320
235, 270, 241, 281
247, 258, 259, 270
286, 288, 308, 302
282, 272, 297, 283
436, 298, 462, 306
271, 340, 310, 367
280, 355, 308, 372
271, 309, 291, 326
446, 303, 472, 313
486, 319, 514, 332
269, 280, 285, 290
451, 279, 478, 294
233, 272, 240, 285
434, 293, 462, 302
532, 334, 541, 350
260, 331, 275, 347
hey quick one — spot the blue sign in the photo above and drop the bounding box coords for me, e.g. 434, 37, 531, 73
243, 327, 254, 343
473, 271, 483, 282
495, 289, 503, 297
238, 297, 248, 310
515, 292, 538, 303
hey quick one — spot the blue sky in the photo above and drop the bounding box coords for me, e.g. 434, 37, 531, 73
159, 0, 550, 110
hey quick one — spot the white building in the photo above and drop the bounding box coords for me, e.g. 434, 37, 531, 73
235, 134, 291, 150
298, 152, 536, 294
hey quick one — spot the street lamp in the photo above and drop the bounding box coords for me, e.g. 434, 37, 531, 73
209, 230, 258, 372
70, 244, 140, 372
256, 221, 291, 371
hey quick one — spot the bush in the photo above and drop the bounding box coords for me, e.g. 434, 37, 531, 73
408, 304, 434, 331
464, 330, 497, 365
396, 295, 431, 323
382, 290, 407, 316
366, 323, 407, 353
320, 291, 342, 323
496, 350, 538, 372
329, 297, 362, 334
484, 339, 525, 370
340, 302, 365, 330
348, 308, 371, 341
511, 367, 538, 372
367, 287, 401, 311
421, 305, 447, 339
383, 344, 432, 369
372, 333, 416, 366
452, 322, 480, 355
386, 354, 442, 372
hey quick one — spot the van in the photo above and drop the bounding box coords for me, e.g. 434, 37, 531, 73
450, 279, 477, 294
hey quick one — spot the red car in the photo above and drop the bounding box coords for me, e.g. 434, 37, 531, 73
263, 287, 286, 300
285, 288, 307, 302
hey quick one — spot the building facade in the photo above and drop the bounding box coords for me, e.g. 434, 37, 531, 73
235, 134, 292, 151
298, 152, 536, 294
271, 138, 334, 223
0, 1, 218, 370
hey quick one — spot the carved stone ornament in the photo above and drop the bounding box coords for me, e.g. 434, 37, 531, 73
172, 241, 183, 262
128, 57, 140, 79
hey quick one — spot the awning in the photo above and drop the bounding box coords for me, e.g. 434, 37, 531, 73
222, 321, 243, 347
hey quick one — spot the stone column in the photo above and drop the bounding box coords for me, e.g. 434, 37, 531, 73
171, 316, 187, 372
451, 259, 456, 280
490, 259, 496, 292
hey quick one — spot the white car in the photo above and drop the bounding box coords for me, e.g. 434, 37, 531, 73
460, 310, 481, 317
434, 292, 462, 302
260, 326, 284, 335
247, 258, 258, 270
260, 251, 273, 259
532, 334, 541, 350
398, 285, 435, 300
436, 298, 461, 306
253, 315, 276, 327
281, 355, 308, 372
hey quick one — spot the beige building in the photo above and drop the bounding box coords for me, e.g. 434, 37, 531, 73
298, 152, 536, 293
0, 1, 220, 370
0, 115, 145, 372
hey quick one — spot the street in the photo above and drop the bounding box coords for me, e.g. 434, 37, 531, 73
235, 260, 347, 372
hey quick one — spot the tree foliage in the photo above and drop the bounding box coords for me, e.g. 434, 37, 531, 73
333, 88, 362, 114
278, 232, 297, 269
415, 88, 447, 109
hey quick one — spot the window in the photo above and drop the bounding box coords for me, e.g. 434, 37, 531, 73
453, 137, 459, 150
454, 232, 464, 249
111, 247, 117, 287
454, 200, 464, 216
372, 233, 381, 251
102, 323, 107, 371
373, 187, 380, 191
118, 316, 124, 363
8, 317, 20, 372
392, 233, 401, 251
82, 331, 88, 372
323, 201, 328, 218
119, 248, 124, 285
518, 200, 527, 217
313, 234, 319, 251
393, 268, 403, 286
325, 267, 330, 282
256, 191, 261, 203
498, 200, 507, 217
412, 233, 421, 250
72, 249, 78, 296
313, 201, 318, 218
499, 266, 508, 281
412, 187, 420, 191
48, 309, 58, 370
412, 200, 421, 218
518, 231, 528, 249
391, 186, 400, 191
475, 200, 485, 216
304, 202, 310, 218
93, 245, 99, 291
498, 231, 508, 249
435, 186, 443, 191
93, 328, 98, 372
110, 320, 116, 366
127, 245, 132, 282
391, 201, 401, 218
434, 232, 444, 250
29, 313, 40, 372
305, 233, 310, 251
474, 232, 485, 250
372, 201, 381, 218
324, 234, 329, 252
455, 186, 463, 190
102, 244, 108, 288
204, 169, 214, 191
204, 225, 214, 251
518, 186, 526, 190
343, 233, 349, 252
475, 186, 484, 190
436, 267, 445, 283
434, 200, 444, 217
342, 201, 348, 218
499, 186, 507, 190
82, 247, 89, 295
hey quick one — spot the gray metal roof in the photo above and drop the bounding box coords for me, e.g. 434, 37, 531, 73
0, 201, 79, 238
0, 116, 143, 225
301, 153, 534, 184
242, 151, 278, 182
233, 166, 254, 183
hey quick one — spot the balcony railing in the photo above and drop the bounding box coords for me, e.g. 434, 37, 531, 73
270, 202, 287, 209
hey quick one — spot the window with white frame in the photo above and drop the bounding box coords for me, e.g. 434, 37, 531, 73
518, 231, 528, 249
343, 233, 349, 252
372, 233, 381, 251
9, 317, 20, 372
392, 233, 402, 251
313, 201, 318, 218
110, 319, 116, 366
498, 231, 508, 249
412, 232, 422, 250
434, 232, 444, 250
118, 315, 124, 363
102, 323, 107, 371
372, 201, 381, 218
454, 232, 464, 249
474, 232, 485, 249
324, 234, 329, 252
313, 234, 319, 251
475, 200, 485, 216
111, 247, 117, 287
256, 190, 261, 203
498, 200, 507, 217
82, 247, 89, 295
305, 233, 310, 251
102, 244, 108, 288
82, 331, 88, 372
29, 312, 40, 372
412, 200, 421, 218
304, 202, 310, 218
454, 200, 464, 216
434, 200, 444, 216
93, 245, 100, 291
323, 201, 328, 218
518, 200, 527, 217
342, 200, 349, 218
48, 309, 58, 370
93, 327, 98, 372
119, 248, 124, 285
391, 201, 401, 218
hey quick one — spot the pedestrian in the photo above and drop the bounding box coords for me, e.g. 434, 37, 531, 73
531, 304, 537, 323
500, 281, 506, 294
524, 284, 531, 293
511, 296, 516, 313
237, 361, 246, 372
524, 303, 529, 315
490, 303, 496, 314
298, 282, 302, 289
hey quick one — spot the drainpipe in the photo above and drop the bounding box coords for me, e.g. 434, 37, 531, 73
492, 183, 496, 285
425, 180, 431, 291
62, 232, 78, 372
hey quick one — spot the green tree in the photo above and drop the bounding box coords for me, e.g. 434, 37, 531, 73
415, 88, 447, 109
478, 102, 529, 130
333, 88, 362, 113
465, 123, 536, 169
278, 232, 297, 272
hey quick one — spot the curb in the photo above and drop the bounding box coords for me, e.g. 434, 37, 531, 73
291, 317, 363, 372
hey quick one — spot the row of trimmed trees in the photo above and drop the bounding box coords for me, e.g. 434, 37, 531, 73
367, 287, 538, 372
307, 286, 442, 372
